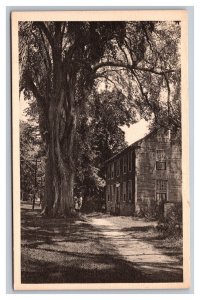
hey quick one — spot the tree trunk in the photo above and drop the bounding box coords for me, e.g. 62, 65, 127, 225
41, 73, 77, 217
42, 145, 75, 217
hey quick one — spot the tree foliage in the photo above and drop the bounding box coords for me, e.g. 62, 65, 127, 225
74, 89, 136, 199
20, 120, 45, 201
19, 20, 181, 216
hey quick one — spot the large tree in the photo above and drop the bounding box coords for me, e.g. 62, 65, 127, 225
19, 21, 181, 216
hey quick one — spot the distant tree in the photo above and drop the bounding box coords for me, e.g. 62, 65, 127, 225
19, 21, 181, 216
20, 119, 45, 202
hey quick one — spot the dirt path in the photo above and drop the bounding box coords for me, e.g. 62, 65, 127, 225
21, 204, 183, 284
87, 215, 183, 282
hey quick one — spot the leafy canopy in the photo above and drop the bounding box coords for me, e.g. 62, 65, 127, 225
19, 21, 181, 198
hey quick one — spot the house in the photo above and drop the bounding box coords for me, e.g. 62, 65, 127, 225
104, 129, 182, 218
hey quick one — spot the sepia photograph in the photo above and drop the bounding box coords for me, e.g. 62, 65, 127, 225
12, 10, 189, 290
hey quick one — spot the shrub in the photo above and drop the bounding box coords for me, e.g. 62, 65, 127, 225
157, 202, 182, 237
136, 199, 162, 221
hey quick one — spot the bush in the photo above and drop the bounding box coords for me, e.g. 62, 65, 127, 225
136, 200, 183, 238
81, 196, 105, 213
136, 199, 162, 221
157, 202, 182, 237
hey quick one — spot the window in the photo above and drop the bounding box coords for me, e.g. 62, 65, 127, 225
156, 150, 166, 170
123, 155, 127, 174
110, 185, 114, 202
128, 151, 133, 172
116, 159, 120, 177
156, 193, 167, 202
156, 150, 166, 161
116, 186, 120, 204
111, 163, 114, 178
157, 134, 164, 143
164, 136, 169, 143
156, 180, 167, 203
156, 180, 167, 191
157, 131, 170, 143
123, 182, 126, 202
106, 185, 110, 202
156, 161, 166, 170
128, 180, 132, 202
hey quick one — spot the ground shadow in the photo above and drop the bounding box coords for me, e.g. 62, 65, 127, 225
21, 204, 183, 284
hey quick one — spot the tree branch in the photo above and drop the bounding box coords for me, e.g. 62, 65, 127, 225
163, 73, 171, 122
93, 61, 175, 76
31, 30, 49, 71
61, 22, 66, 40
117, 42, 129, 64
38, 27, 52, 71
94, 74, 122, 93
24, 72, 46, 108
33, 22, 54, 49
130, 69, 159, 123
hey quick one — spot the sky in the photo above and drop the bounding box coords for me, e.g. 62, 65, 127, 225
121, 120, 150, 145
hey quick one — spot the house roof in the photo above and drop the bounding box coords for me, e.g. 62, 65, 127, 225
104, 129, 157, 164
